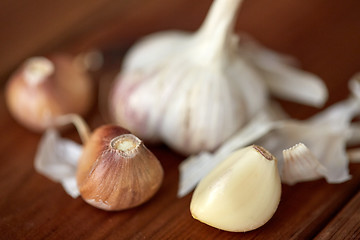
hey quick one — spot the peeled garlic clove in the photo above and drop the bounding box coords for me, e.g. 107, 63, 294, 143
281, 143, 328, 185
5, 54, 94, 132
190, 145, 281, 232
76, 125, 164, 211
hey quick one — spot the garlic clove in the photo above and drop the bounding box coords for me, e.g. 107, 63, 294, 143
76, 125, 164, 211
281, 143, 328, 185
5, 54, 94, 132
190, 145, 281, 232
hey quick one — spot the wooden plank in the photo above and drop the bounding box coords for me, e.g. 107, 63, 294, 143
314, 190, 360, 240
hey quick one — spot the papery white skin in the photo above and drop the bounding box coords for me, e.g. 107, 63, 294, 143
34, 129, 82, 198
239, 37, 328, 107
282, 143, 328, 185
111, 0, 327, 155
178, 84, 360, 197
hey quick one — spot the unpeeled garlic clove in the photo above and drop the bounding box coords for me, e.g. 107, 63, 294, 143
5, 54, 94, 132
76, 125, 164, 211
190, 145, 281, 232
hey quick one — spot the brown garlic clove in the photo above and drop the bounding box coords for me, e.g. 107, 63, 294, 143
76, 125, 164, 211
5, 54, 94, 132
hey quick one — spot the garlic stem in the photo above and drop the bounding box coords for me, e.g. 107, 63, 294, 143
54, 114, 91, 144
196, 0, 243, 60
23, 57, 55, 86
110, 134, 142, 158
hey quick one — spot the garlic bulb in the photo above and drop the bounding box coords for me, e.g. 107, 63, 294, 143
5, 54, 94, 132
110, 0, 327, 155
76, 125, 164, 211
190, 145, 281, 232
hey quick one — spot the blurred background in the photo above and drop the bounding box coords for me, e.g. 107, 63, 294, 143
1, 0, 360, 117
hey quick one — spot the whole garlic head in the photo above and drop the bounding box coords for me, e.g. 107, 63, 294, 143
111, 0, 267, 155
190, 145, 281, 232
110, 0, 327, 155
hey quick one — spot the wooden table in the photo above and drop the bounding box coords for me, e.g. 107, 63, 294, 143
1, 0, 360, 239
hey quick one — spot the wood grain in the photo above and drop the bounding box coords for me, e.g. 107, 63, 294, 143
315, 191, 360, 240
1, 0, 360, 239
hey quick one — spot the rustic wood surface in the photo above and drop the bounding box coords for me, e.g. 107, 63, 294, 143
315, 191, 360, 240
1, 0, 360, 239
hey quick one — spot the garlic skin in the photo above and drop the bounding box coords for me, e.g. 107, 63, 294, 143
34, 128, 82, 198
76, 125, 164, 211
190, 145, 281, 232
281, 143, 328, 185
5, 54, 94, 132
110, 0, 327, 155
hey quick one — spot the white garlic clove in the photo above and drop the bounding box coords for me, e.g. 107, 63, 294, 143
281, 143, 328, 185
190, 145, 281, 232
